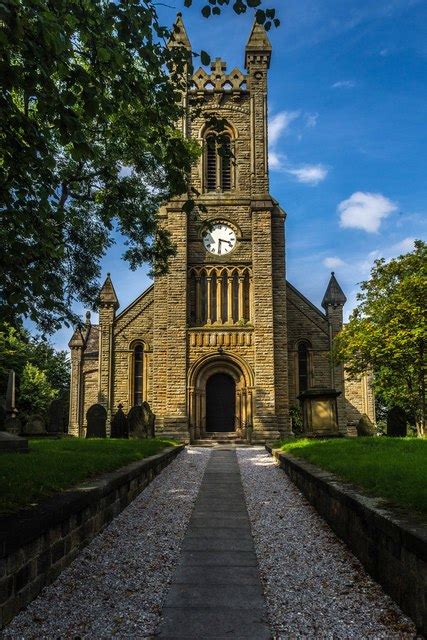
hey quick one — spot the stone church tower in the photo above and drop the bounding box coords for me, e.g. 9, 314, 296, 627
68, 18, 374, 442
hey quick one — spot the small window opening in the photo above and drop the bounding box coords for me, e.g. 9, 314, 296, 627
298, 342, 309, 393
134, 345, 144, 406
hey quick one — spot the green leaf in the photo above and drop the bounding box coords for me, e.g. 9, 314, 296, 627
201, 5, 211, 17
255, 9, 265, 24
200, 50, 211, 65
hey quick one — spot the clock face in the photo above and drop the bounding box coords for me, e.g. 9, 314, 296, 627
203, 223, 237, 255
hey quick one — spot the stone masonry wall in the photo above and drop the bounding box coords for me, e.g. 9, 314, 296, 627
0, 446, 184, 630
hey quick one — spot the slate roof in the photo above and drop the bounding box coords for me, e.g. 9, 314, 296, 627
321, 272, 347, 309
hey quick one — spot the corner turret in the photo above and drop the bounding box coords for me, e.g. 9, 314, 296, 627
99, 273, 119, 311
169, 12, 192, 51
245, 20, 272, 69
321, 272, 347, 310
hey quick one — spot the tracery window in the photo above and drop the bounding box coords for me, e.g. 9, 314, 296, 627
204, 132, 233, 192
133, 344, 144, 406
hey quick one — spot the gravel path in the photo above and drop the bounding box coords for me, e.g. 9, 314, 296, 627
3, 447, 210, 640
237, 447, 417, 639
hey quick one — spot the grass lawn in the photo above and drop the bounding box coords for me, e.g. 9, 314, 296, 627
274, 437, 427, 516
0, 438, 179, 514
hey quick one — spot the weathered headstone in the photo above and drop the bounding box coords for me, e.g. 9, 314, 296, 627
24, 414, 46, 435
47, 397, 65, 433
3, 415, 22, 435
0, 404, 6, 431
128, 405, 147, 438
86, 404, 107, 438
111, 404, 128, 438
387, 406, 407, 437
356, 413, 376, 436
142, 402, 155, 438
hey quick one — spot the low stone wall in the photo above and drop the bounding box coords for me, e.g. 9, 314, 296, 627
0, 445, 184, 629
266, 445, 427, 635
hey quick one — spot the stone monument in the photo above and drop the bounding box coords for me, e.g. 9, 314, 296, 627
86, 403, 107, 438
387, 406, 407, 437
111, 404, 129, 438
47, 397, 65, 434
298, 387, 341, 436
356, 413, 376, 436
128, 405, 147, 438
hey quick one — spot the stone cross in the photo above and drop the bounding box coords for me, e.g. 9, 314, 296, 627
5, 370, 17, 418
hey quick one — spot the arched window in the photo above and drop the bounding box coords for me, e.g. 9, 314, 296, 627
204, 131, 233, 192
133, 344, 144, 405
298, 342, 310, 393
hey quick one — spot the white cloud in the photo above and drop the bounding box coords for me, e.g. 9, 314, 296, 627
268, 150, 283, 170
390, 237, 415, 253
268, 110, 328, 186
338, 191, 397, 233
286, 164, 329, 186
268, 110, 300, 145
331, 80, 355, 89
305, 112, 319, 128
323, 256, 346, 269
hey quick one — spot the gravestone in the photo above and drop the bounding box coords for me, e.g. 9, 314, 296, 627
24, 414, 46, 435
0, 404, 6, 431
142, 402, 156, 438
387, 406, 407, 437
111, 404, 128, 438
356, 413, 375, 436
128, 405, 147, 438
47, 397, 65, 433
3, 415, 22, 435
86, 403, 107, 438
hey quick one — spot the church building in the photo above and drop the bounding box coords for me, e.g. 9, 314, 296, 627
68, 18, 374, 442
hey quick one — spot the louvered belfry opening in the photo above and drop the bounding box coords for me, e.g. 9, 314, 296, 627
204, 132, 233, 192
220, 135, 232, 191
206, 135, 217, 191
188, 266, 252, 326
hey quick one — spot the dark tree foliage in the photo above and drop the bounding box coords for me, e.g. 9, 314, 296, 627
1, 0, 277, 333
0, 322, 70, 415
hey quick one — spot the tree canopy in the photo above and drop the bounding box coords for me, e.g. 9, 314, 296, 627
334, 240, 426, 436
0, 322, 70, 419
0, 0, 277, 333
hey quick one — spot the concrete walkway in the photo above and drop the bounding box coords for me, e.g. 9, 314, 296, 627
157, 449, 271, 639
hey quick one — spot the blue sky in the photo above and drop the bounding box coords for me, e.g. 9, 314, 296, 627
51, 0, 426, 351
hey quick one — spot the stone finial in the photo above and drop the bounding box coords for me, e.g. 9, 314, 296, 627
245, 20, 272, 69
68, 324, 84, 349
85, 310, 91, 328
321, 272, 347, 310
168, 12, 192, 50
99, 273, 119, 310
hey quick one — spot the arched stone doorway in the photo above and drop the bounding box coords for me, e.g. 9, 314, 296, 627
188, 353, 254, 441
206, 373, 235, 432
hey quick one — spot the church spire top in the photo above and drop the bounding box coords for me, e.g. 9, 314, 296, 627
169, 12, 192, 51
245, 20, 272, 69
99, 273, 119, 310
321, 272, 347, 310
